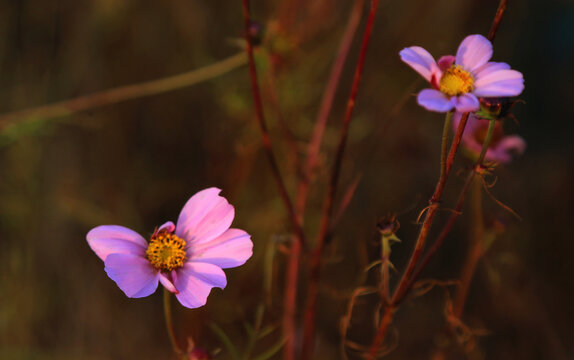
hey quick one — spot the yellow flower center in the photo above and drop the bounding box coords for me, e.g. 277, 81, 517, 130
439, 65, 474, 96
146, 231, 187, 271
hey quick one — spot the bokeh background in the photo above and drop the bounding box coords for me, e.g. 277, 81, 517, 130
1, 0, 573, 359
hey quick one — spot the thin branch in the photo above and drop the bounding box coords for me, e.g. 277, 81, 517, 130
453, 177, 484, 318
408, 171, 475, 289
301, 2, 379, 358
391, 112, 470, 306
163, 288, 184, 357
0, 52, 247, 131
488, 0, 508, 42
366, 113, 470, 357
241, 0, 306, 248
242, 3, 308, 360
296, 0, 365, 218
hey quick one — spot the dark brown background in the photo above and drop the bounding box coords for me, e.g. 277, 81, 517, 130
0, 0, 572, 359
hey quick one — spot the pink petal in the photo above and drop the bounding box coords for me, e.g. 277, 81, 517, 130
473, 61, 510, 78
87, 225, 147, 261
456, 34, 493, 72
176, 188, 235, 245
159, 272, 179, 294
488, 135, 527, 164
454, 93, 480, 112
474, 69, 524, 97
399, 46, 440, 83
173, 262, 227, 309
104, 253, 159, 298
417, 89, 455, 112
437, 55, 455, 71
190, 228, 253, 269
158, 221, 175, 233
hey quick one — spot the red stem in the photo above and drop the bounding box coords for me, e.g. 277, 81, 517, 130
408, 171, 475, 289
241, 0, 306, 247
282, 238, 301, 360
453, 177, 484, 318
301, 1, 379, 358
295, 0, 365, 217
402, 0, 510, 293
488, 0, 508, 42
366, 113, 470, 357
242, 4, 307, 359
367, 0, 510, 354
367, 304, 395, 359
391, 112, 470, 306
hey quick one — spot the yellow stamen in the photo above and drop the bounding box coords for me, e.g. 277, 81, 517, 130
146, 231, 187, 271
439, 65, 474, 96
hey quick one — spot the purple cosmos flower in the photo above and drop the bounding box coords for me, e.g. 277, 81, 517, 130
400, 34, 524, 113
453, 112, 526, 164
87, 188, 253, 309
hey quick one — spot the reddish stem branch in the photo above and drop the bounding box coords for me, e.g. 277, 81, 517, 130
488, 0, 508, 42
241, 0, 306, 247
283, 238, 301, 360
453, 177, 484, 318
296, 0, 365, 217
410, 115, 496, 288
391, 112, 470, 306
365, 113, 470, 357
367, 305, 395, 359
300, 2, 379, 358
367, 1, 510, 355
408, 171, 475, 288
242, 4, 307, 359
402, 0, 509, 293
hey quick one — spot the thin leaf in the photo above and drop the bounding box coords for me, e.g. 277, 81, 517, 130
209, 323, 240, 360
256, 324, 278, 340
252, 339, 286, 360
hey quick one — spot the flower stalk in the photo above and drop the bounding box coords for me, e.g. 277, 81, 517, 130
301, 1, 379, 358
453, 176, 485, 318
163, 288, 184, 357
440, 111, 454, 181
477, 119, 497, 164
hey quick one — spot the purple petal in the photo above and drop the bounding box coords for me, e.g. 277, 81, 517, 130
176, 188, 235, 245
454, 93, 480, 112
488, 135, 527, 164
190, 228, 253, 269
417, 89, 455, 112
87, 225, 147, 261
474, 69, 524, 97
399, 46, 440, 83
473, 61, 510, 78
456, 34, 493, 72
159, 272, 179, 293
173, 262, 227, 309
104, 253, 159, 298
437, 55, 455, 71
158, 221, 175, 233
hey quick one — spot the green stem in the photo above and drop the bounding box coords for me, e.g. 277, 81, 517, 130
477, 118, 496, 164
163, 288, 183, 357
453, 176, 484, 318
0, 52, 247, 131
380, 233, 397, 303
440, 111, 453, 181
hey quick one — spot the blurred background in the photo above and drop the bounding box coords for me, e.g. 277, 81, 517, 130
0, 0, 573, 359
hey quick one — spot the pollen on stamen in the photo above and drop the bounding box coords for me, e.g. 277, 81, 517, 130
145, 231, 187, 271
439, 65, 475, 96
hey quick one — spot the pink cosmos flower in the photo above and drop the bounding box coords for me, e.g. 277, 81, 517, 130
400, 34, 524, 113
87, 188, 253, 309
453, 112, 526, 164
